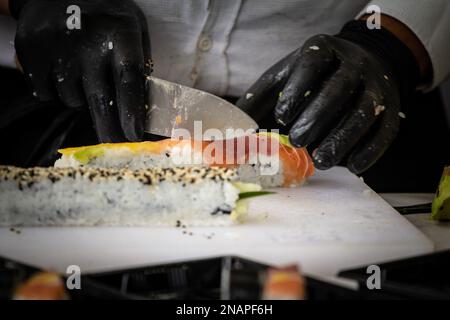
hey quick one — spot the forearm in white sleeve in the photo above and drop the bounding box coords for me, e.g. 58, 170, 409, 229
0, 15, 16, 69
358, 0, 450, 90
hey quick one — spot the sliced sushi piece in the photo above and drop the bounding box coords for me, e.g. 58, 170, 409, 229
0, 165, 253, 227
13, 272, 68, 300
262, 265, 305, 300
55, 133, 314, 188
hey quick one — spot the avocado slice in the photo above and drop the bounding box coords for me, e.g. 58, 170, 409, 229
431, 167, 450, 221
72, 147, 105, 165
257, 132, 293, 147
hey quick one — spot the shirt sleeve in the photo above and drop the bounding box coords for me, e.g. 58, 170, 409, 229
358, 0, 450, 90
0, 15, 16, 69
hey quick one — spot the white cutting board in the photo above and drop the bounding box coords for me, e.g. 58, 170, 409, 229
0, 167, 433, 277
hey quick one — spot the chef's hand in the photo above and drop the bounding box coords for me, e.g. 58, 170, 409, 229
10, 0, 151, 142
237, 20, 425, 174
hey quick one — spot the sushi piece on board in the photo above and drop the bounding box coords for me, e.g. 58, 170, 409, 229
13, 272, 68, 300
55, 133, 314, 188
0, 166, 255, 227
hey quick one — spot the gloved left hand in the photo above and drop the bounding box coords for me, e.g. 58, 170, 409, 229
237, 21, 420, 174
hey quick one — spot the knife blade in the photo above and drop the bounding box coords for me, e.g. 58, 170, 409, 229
145, 76, 258, 140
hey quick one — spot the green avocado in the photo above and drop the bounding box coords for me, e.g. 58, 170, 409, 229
257, 132, 293, 148
73, 147, 105, 165
431, 166, 450, 221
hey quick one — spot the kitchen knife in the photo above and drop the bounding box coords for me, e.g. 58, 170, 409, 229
145, 76, 258, 139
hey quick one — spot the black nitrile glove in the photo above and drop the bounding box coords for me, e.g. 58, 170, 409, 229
237, 21, 420, 174
10, 0, 151, 142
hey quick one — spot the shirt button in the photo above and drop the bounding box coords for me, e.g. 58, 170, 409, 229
198, 34, 213, 52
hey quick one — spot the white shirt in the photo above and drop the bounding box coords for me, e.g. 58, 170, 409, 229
137, 0, 369, 96
1, 0, 449, 96
140, 0, 450, 95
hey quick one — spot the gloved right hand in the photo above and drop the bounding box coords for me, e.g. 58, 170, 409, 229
10, 0, 151, 142
237, 21, 422, 174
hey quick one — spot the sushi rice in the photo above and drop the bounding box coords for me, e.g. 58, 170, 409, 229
0, 165, 248, 227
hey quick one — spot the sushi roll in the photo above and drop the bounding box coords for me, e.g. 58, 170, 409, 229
262, 266, 305, 300
55, 133, 314, 188
13, 272, 69, 300
0, 165, 256, 227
